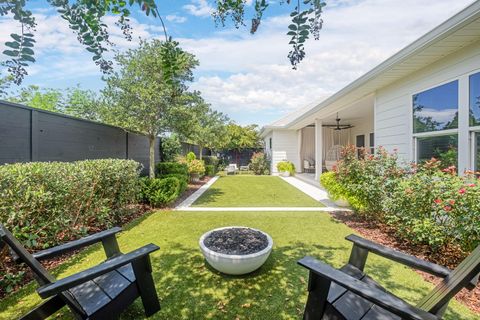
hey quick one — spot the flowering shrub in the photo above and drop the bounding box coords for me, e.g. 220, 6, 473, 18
249, 152, 270, 175
334, 145, 404, 218
322, 146, 480, 252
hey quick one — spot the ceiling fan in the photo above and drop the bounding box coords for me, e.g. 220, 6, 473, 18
322, 113, 354, 130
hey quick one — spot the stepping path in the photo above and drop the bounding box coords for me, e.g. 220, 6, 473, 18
175, 175, 348, 212
175, 176, 219, 210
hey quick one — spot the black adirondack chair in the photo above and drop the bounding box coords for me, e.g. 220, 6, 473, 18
0, 224, 161, 320
298, 234, 480, 320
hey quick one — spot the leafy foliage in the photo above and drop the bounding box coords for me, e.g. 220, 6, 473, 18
224, 123, 262, 151
213, 0, 326, 69
160, 134, 183, 162
249, 152, 270, 175
0, 159, 141, 249
322, 146, 480, 252
1, 0, 164, 84
140, 176, 181, 207
7, 85, 103, 120
102, 39, 198, 178
276, 161, 295, 175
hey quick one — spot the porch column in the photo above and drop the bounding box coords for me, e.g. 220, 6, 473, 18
297, 129, 302, 173
315, 119, 323, 180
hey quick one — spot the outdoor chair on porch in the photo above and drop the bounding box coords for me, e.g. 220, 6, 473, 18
303, 160, 315, 174
298, 234, 480, 320
0, 225, 161, 320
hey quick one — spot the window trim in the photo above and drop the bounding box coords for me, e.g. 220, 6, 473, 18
414, 132, 459, 164
468, 70, 480, 128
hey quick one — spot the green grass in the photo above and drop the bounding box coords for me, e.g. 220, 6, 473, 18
192, 176, 324, 207
0, 210, 476, 319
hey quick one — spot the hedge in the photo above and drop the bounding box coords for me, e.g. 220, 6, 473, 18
156, 162, 188, 176
140, 177, 182, 207
0, 159, 141, 249
321, 146, 480, 252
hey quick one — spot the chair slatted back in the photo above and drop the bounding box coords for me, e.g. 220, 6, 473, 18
417, 244, 480, 315
0, 224, 86, 317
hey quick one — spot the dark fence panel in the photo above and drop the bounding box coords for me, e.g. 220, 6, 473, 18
0, 100, 159, 175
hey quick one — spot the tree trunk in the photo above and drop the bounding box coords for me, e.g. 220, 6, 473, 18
149, 135, 155, 179
199, 146, 203, 160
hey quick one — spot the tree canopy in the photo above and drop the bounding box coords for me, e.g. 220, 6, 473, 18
102, 39, 198, 178
224, 123, 263, 151
1, 0, 326, 85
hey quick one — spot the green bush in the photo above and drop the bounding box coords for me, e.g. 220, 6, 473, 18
156, 162, 188, 176
249, 152, 270, 175
205, 165, 216, 177
158, 173, 188, 193
186, 159, 205, 175
322, 146, 480, 252
143, 177, 181, 207
160, 134, 182, 161
276, 161, 295, 175
203, 156, 219, 167
0, 159, 141, 249
186, 151, 196, 162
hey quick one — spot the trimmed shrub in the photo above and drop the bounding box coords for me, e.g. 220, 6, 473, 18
205, 164, 216, 177
186, 159, 205, 175
0, 159, 141, 249
203, 156, 219, 167
156, 162, 188, 176
158, 173, 188, 193
160, 134, 182, 162
249, 152, 270, 175
144, 177, 181, 207
277, 161, 295, 175
186, 151, 196, 162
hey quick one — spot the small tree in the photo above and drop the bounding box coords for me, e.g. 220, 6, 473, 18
103, 39, 198, 178
182, 93, 229, 159
224, 123, 262, 151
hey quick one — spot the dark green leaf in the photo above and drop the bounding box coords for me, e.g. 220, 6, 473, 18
3, 49, 19, 57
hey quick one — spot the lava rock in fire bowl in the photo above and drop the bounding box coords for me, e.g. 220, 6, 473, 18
199, 226, 273, 275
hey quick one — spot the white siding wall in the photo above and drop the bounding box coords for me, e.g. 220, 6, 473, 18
375, 40, 480, 166
271, 129, 300, 174
350, 116, 374, 149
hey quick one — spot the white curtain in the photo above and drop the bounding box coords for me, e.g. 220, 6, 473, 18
322, 127, 351, 165
300, 127, 315, 168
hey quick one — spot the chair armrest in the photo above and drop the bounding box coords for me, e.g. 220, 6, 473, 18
298, 256, 439, 320
346, 234, 451, 278
37, 243, 159, 298
33, 227, 122, 261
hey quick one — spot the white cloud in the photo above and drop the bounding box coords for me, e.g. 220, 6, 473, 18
166, 14, 187, 23
181, 0, 474, 125
183, 0, 214, 17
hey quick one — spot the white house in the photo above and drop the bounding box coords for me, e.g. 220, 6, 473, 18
261, 1, 480, 180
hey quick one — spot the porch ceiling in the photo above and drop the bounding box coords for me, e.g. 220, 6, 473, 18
282, 1, 480, 131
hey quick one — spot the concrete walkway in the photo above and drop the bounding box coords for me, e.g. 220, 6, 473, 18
175, 176, 219, 210
280, 176, 339, 208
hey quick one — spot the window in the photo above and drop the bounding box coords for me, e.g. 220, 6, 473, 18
269, 138, 272, 149
417, 134, 458, 166
470, 72, 480, 126
413, 81, 458, 133
356, 134, 365, 158
369, 133, 374, 154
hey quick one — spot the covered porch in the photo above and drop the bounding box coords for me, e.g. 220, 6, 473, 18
296, 95, 374, 180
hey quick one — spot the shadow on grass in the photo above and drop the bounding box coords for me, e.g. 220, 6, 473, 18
116, 241, 458, 320
191, 188, 225, 206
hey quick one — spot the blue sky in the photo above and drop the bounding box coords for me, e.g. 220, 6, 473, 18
0, 0, 475, 126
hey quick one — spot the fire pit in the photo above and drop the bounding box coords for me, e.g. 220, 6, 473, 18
199, 226, 273, 275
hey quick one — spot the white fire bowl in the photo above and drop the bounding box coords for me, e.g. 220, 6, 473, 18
199, 226, 273, 275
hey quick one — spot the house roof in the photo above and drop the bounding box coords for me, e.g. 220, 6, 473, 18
261, 0, 480, 136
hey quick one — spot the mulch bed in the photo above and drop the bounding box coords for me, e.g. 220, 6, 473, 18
204, 228, 268, 255
330, 210, 480, 314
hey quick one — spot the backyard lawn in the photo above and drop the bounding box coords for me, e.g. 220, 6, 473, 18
192, 176, 324, 207
0, 210, 476, 319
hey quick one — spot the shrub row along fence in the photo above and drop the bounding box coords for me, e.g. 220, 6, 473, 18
0, 100, 160, 175
321, 145, 480, 253
0, 159, 141, 249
